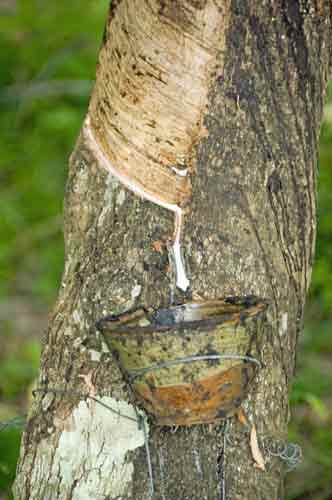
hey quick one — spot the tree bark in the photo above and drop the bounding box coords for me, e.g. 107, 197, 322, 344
14, 1, 332, 499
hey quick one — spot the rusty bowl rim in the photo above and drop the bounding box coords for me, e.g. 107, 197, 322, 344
97, 295, 269, 337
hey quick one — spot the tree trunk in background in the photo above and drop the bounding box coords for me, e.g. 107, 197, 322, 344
14, 2, 332, 499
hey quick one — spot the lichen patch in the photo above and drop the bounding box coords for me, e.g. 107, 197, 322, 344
44, 398, 146, 499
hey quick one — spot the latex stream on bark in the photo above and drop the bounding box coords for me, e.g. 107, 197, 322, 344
83, 115, 190, 291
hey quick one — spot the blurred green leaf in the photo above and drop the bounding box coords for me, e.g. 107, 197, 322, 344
304, 394, 329, 421
0, 341, 40, 400
0, 0, 108, 305
0, 428, 22, 497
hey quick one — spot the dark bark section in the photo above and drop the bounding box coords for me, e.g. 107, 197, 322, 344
15, 1, 332, 500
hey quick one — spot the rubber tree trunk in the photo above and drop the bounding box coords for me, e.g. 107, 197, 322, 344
14, 1, 332, 499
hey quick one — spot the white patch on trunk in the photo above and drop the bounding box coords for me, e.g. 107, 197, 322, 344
101, 341, 110, 353
280, 313, 288, 336
25, 397, 147, 500
131, 284, 142, 299
98, 171, 119, 226
192, 448, 203, 476
72, 309, 81, 324
89, 349, 102, 362
117, 189, 126, 207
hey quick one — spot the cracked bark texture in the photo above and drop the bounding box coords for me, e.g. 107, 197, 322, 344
14, 1, 332, 499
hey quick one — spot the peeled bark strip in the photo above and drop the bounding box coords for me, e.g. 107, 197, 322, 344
88, 0, 229, 207
14, 1, 332, 500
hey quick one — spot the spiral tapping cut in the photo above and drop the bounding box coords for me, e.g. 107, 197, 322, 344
84, 116, 189, 291
81, 0, 229, 293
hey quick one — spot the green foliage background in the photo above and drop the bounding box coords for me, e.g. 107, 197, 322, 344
0, 2, 331, 499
